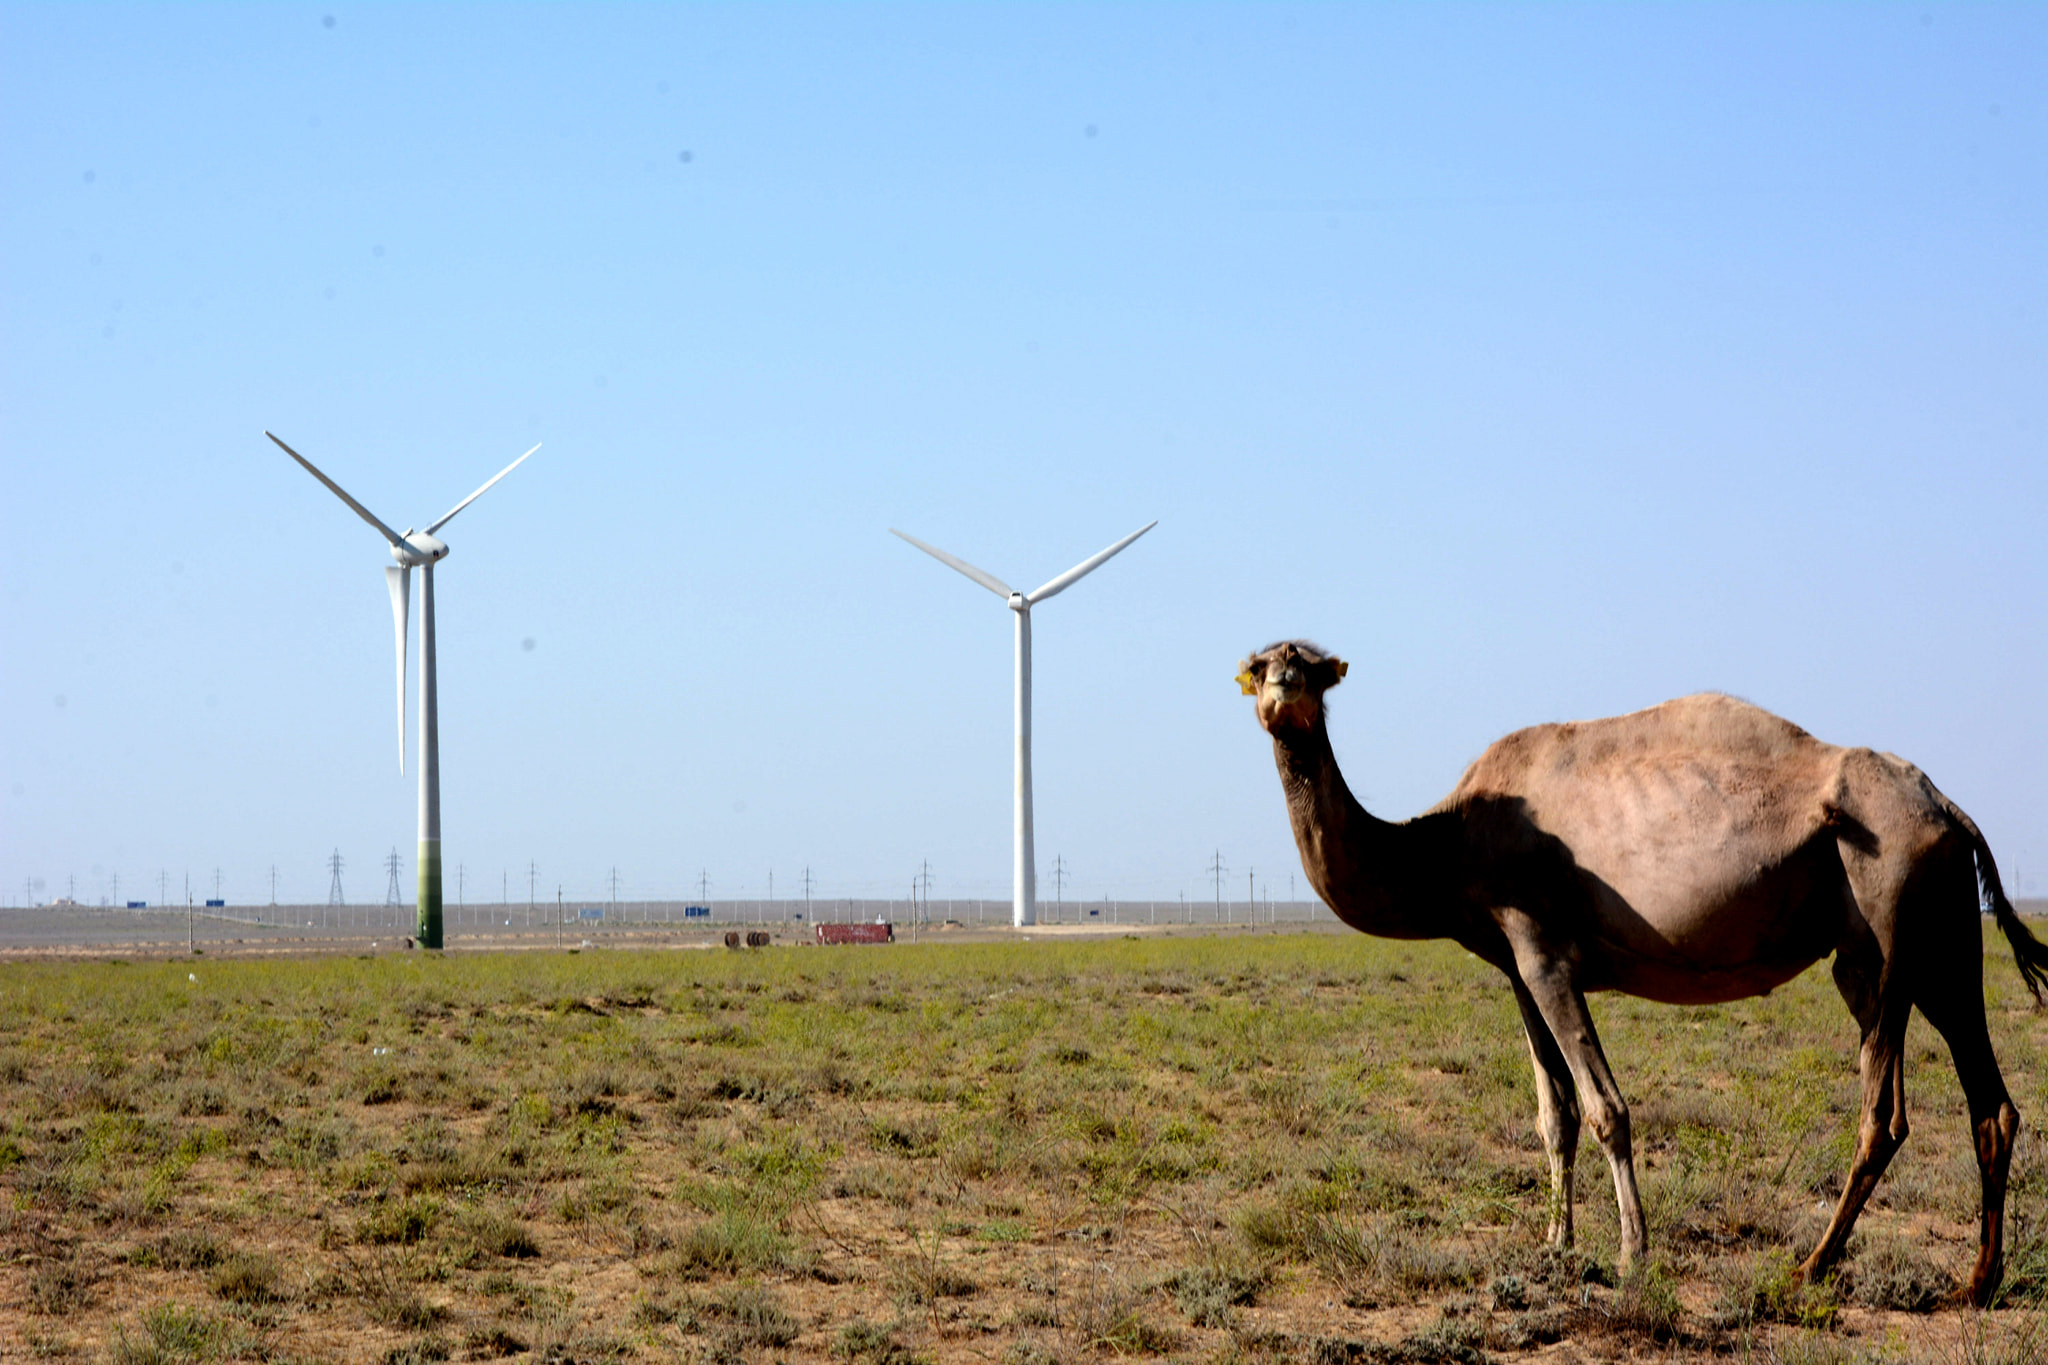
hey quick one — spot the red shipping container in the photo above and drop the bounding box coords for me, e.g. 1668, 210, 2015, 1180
815, 922, 894, 945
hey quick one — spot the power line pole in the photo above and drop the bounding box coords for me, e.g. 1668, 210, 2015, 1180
1051, 855, 1069, 923
801, 865, 814, 922
699, 869, 710, 919
384, 848, 403, 909
1207, 850, 1228, 924
608, 866, 620, 922
327, 850, 345, 909
1248, 868, 1255, 926
527, 861, 538, 927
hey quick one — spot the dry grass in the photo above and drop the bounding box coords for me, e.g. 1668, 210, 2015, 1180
1, 927, 2044, 1362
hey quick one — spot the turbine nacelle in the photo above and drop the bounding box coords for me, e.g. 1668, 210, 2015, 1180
394, 532, 449, 567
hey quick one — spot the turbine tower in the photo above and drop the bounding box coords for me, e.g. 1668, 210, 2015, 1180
269, 431, 538, 949
890, 521, 1156, 927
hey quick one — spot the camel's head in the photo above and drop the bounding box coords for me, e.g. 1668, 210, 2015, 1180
1237, 640, 1346, 733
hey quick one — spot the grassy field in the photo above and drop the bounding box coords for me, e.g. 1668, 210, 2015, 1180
4, 926, 2046, 1364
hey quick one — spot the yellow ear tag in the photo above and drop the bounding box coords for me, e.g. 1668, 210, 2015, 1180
1334, 661, 1349, 679
1235, 671, 1257, 696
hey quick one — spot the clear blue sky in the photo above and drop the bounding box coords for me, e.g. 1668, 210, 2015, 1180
3, 4, 2042, 909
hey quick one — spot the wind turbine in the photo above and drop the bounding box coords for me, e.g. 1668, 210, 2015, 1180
268, 431, 538, 950
891, 521, 1156, 928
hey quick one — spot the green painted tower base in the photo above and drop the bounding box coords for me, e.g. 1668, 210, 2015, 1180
417, 840, 443, 949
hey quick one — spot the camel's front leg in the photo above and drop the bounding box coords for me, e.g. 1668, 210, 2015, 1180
1503, 922, 1646, 1274
1510, 975, 1581, 1249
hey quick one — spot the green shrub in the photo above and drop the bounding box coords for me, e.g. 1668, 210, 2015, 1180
208, 1251, 282, 1304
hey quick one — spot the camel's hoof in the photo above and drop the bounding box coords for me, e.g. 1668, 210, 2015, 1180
1957, 1270, 2002, 1310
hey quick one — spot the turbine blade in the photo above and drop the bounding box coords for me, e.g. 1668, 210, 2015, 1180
1025, 520, 1157, 605
889, 529, 1013, 599
267, 432, 408, 548
426, 443, 541, 534
386, 565, 410, 774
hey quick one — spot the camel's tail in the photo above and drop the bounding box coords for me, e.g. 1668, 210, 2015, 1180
1952, 804, 2048, 1006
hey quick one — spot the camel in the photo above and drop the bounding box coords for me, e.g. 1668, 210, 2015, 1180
1237, 640, 2046, 1305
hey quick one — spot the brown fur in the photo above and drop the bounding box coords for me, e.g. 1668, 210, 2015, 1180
1240, 639, 2041, 1305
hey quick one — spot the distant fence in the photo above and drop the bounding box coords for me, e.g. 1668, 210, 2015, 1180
7, 898, 2046, 952
397, 897, 1342, 929
0, 894, 1350, 947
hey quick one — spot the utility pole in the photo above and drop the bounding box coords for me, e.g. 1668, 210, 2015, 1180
1248, 868, 1255, 926
327, 850, 345, 915
557, 886, 563, 947
1051, 855, 1069, 923
527, 861, 538, 927
609, 866, 620, 922
699, 869, 710, 920
1207, 851, 1228, 924
186, 870, 194, 953
801, 865, 814, 922
269, 865, 278, 907
111, 872, 120, 908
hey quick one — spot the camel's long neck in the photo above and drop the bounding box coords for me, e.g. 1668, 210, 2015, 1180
1273, 716, 1462, 941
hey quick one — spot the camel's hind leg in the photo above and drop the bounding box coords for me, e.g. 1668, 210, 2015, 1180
1511, 976, 1581, 1248
1912, 927, 2020, 1307
1799, 939, 1911, 1285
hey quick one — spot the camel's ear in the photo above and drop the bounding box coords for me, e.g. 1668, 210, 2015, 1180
1235, 660, 1259, 696
1319, 657, 1348, 689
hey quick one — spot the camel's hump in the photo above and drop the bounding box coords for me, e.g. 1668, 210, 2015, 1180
1446, 693, 1831, 801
